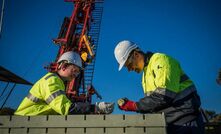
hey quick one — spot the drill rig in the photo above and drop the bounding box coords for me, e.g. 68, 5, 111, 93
48, 0, 103, 104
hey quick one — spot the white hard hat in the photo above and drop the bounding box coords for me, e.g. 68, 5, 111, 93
57, 51, 82, 69
114, 40, 138, 71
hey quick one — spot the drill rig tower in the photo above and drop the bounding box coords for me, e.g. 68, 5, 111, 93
50, 0, 104, 103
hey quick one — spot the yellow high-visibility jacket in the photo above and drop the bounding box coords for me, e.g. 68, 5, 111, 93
142, 53, 194, 95
136, 53, 201, 124
15, 73, 72, 116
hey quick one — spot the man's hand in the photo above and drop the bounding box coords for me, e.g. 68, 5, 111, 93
117, 98, 137, 111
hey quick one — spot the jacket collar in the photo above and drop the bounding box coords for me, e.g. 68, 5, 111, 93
144, 51, 153, 67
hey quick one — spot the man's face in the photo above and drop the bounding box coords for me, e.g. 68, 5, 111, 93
124, 52, 144, 73
62, 64, 80, 81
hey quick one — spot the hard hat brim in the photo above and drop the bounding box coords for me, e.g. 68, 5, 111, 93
118, 60, 126, 71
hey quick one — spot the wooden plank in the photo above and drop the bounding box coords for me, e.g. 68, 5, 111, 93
48, 128, 66, 134
0, 128, 9, 134
65, 114, 85, 128
126, 127, 145, 134
28, 128, 47, 134
0, 114, 166, 128
0, 116, 45, 128
29, 116, 47, 122
26, 116, 47, 128
46, 115, 67, 127
10, 128, 27, 134
66, 128, 84, 134
78, 114, 104, 127
6, 116, 29, 128
86, 128, 104, 134
106, 128, 124, 134
0, 127, 167, 134
146, 127, 167, 134
144, 114, 166, 126
0, 115, 11, 123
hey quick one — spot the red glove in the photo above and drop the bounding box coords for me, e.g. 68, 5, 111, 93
117, 98, 137, 111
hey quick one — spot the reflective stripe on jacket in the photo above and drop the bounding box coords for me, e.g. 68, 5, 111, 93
137, 53, 201, 124
14, 73, 72, 116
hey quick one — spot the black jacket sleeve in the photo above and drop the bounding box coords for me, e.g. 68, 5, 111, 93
136, 91, 174, 113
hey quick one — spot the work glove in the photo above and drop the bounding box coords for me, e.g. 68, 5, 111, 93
95, 102, 115, 114
117, 98, 137, 111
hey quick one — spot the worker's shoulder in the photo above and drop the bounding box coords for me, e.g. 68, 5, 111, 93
151, 53, 169, 60
43, 72, 60, 81
151, 53, 179, 64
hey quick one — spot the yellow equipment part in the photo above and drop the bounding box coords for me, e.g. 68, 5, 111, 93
81, 51, 88, 62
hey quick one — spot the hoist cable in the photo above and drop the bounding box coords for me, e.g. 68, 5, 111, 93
0, 82, 9, 98
0, 83, 16, 110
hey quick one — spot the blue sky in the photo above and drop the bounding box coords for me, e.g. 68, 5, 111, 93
0, 0, 221, 114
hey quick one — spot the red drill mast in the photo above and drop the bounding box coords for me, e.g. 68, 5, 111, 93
49, 0, 103, 103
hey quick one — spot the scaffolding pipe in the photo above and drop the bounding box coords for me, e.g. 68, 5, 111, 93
0, 0, 5, 37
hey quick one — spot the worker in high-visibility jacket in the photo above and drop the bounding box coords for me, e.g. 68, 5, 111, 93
15, 51, 114, 116
114, 40, 205, 134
